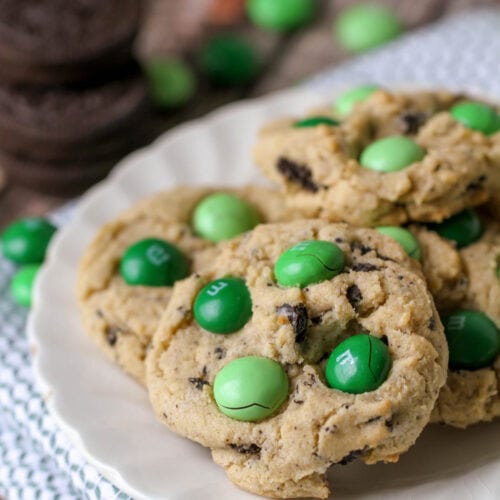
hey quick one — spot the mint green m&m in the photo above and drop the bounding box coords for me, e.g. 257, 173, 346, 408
120, 238, 189, 287
274, 240, 345, 288
194, 277, 252, 334
246, 0, 315, 32
360, 136, 425, 173
443, 310, 500, 370
450, 101, 500, 135
294, 116, 339, 128
10, 264, 41, 307
334, 4, 402, 53
334, 84, 379, 117
1, 217, 56, 264
429, 209, 482, 249
376, 226, 421, 261
192, 193, 261, 243
326, 334, 391, 394
214, 356, 289, 421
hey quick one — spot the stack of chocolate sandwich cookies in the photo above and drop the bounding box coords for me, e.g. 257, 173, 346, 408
0, 0, 148, 194
77, 87, 500, 499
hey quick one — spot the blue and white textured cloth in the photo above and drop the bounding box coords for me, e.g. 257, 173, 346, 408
1, 8, 500, 499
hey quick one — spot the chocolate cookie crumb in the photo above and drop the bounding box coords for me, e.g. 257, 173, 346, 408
351, 263, 380, 272
277, 303, 308, 343
399, 111, 427, 134
276, 157, 318, 192
229, 443, 261, 455
346, 284, 363, 310
214, 347, 226, 359
105, 326, 121, 346
188, 377, 209, 390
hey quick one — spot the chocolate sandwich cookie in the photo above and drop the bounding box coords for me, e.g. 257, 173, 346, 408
0, 73, 150, 164
0, 0, 141, 85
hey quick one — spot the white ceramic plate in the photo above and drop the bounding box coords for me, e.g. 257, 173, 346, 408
28, 87, 500, 500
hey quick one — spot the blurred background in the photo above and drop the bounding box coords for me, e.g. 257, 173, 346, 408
0, 0, 496, 227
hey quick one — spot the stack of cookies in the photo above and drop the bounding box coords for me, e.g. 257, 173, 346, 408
0, 0, 149, 194
77, 87, 500, 498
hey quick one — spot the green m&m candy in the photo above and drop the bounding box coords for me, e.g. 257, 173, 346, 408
192, 193, 261, 243
443, 310, 500, 370
450, 101, 500, 135
214, 356, 289, 421
274, 240, 345, 288
120, 238, 189, 287
376, 226, 421, 261
144, 58, 196, 108
360, 136, 425, 173
10, 264, 41, 307
333, 84, 379, 117
1, 217, 56, 264
194, 277, 252, 334
199, 35, 260, 86
325, 334, 391, 394
429, 209, 482, 249
246, 0, 315, 32
334, 4, 402, 53
294, 116, 339, 128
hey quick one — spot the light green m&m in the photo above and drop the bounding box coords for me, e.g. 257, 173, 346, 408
192, 193, 261, 243
1, 217, 56, 264
294, 116, 339, 128
246, 0, 315, 32
429, 209, 482, 249
443, 310, 500, 370
325, 334, 391, 394
214, 356, 289, 421
450, 101, 500, 135
333, 84, 379, 117
275, 240, 345, 288
120, 238, 189, 287
194, 277, 252, 334
360, 136, 425, 173
10, 264, 41, 307
334, 4, 402, 53
376, 226, 421, 261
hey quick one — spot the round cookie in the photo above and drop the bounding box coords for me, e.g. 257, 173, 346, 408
147, 220, 448, 499
254, 89, 497, 226
432, 223, 500, 428
77, 186, 291, 384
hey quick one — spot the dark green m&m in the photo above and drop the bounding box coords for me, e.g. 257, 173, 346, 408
360, 136, 425, 173
294, 116, 339, 128
333, 84, 379, 117
376, 226, 421, 261
194, 277, 252, 334
1, 217, 56, 264
214, 356, 288, 421
120, 238, 189, 287
192, 193, 261, 243
10, 264, 41, 307
443, 310, 500, 370
450, 102, 500, 135
325, 334, 391, 394
274, 240, 345, 288
429, 209, 482, 249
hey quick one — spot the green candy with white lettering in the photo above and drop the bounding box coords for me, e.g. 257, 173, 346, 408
192, 193, 261, 243
274, 240, 344, 288
360, 136, 425, 172
333, 84, 379, 117
325, 334, 391, 394
376, 226, 421, 261
194, 277, 252, 334
120, 238, 189, 287
443, 310, 500, 370
214, 356, 289, 421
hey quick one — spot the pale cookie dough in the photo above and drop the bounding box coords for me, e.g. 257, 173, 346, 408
147, 220, 448, 499
432, 224, 500, 428
254, 90, 496, 226
77, 185, 290, 384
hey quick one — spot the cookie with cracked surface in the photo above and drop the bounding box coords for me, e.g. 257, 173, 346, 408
147, 220, 447, 499
432, 223, 500, 428
77, 186, 290, 384
254, 90, 497, 226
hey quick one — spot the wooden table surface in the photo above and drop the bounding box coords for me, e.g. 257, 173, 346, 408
0, 0, 495, 228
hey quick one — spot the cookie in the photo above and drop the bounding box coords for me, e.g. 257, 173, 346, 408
254, 90, 497, 226
77, 186, 292, 384
0, 0, 141, 85
147, 220, 447, 499
432, 220, 500, 428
